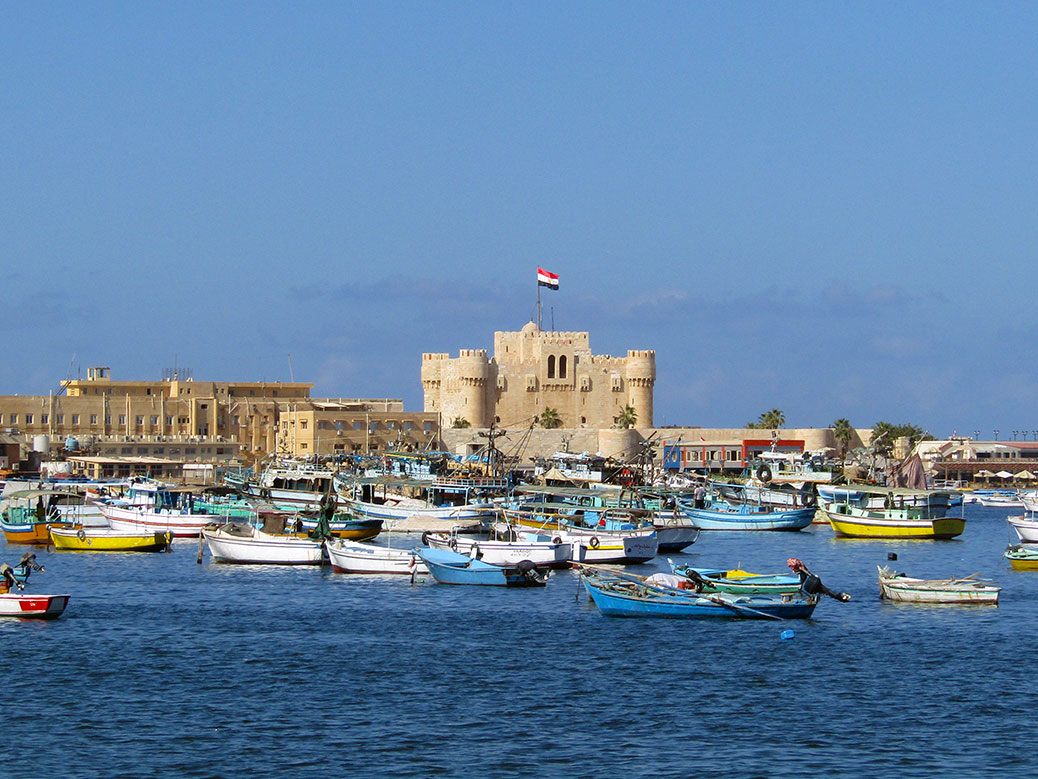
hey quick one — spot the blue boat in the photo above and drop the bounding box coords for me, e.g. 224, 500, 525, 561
676, 496, 815, 531
581, 570, 818, 619
414, 547, 549, 587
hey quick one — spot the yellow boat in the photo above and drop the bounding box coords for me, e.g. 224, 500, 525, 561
49, 526, 173, 552
821, 502, 965, 540
1004, 544, 1038, 570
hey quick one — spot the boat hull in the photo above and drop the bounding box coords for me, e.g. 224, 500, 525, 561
1007, 515, 1038, 543
425, 533, 578, 568
582, 576, 817, 619
416, 548, 548, 587
326, 539, 428, 574
101, 504, 215, 538
823, 505, 966, 539
1, 520, 72, 545
878, 568, 1000, 603
0, 593, 70, 619
50, 527, 173, 552
679, 505, 815, 531
202, 527, 324, 564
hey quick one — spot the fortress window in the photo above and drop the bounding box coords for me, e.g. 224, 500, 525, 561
547, 355, 556, 379
559, 356, 567, 378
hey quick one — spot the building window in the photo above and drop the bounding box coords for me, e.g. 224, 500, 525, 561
403, 422, 414, 431
559, 355, 567, 378
166, 416, 173, 426
136, 416, 144, 426
71, 415, 78, 424
353, 421, 363, 430
57, 415, 65, 424
423, 422, 434, 432
301, 421, 308, 430
118, 415, 126, 426
8, 414, 16, 424
25, 414, 33, 424
121, 447, 133, 454
41, 414, 48, 424
547, 355, 556, 379
151, 416, 159, 425
300, 443, 307, 449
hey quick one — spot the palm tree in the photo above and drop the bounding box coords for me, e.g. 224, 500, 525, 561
538, 407, 562, 429
450, 417, 471, 429
757, 408, 785, 429
614, 404, 638, 429
831, 418, 853, 460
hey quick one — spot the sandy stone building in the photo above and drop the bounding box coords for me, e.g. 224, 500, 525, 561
421, 321, 656, 429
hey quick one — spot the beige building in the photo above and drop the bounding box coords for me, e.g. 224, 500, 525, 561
0, 367, 439, 465
422, 322, 656, 429
276, 399, 439, 457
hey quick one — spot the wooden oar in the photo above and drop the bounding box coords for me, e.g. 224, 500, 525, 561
575, 562, 787, 621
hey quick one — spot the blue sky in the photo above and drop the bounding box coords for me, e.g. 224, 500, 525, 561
3, 3, 1036, 439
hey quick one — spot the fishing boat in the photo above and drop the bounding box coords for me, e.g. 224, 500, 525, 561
666, 562, 803, 595
820, 501, 966, 539
676, 495, 815, 531
877, 566, 1000, 603
0, 554, 70, 619
976, 491, 1023, 508
229, 462, 339, 510
1007, 513, 1038, 543
49, 526, 173, 552
502, 507, 657, 564
338, 475, 501, 527
200, 522, 325, 565
816, 485, 957, 515
325, 538, 428, 574
579, 569, 818, 619
98, 482, 252, 537
0, 592, 70, 619
1, 500, 73, 544
1004, 544, 1038, 570
423, 528, 578, 568
414, 546, 549, 587
287, 512, 382, 540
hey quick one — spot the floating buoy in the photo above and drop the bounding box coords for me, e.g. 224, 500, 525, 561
780, 629, 795, 641
887, 552, 898, 560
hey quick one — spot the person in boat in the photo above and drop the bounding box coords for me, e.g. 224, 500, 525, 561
693, 483, 707, 509
787, 558, 851, 602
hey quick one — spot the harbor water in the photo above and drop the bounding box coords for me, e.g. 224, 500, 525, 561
4, 502, 1034, 778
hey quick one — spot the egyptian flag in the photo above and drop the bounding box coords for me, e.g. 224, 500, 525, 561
537, 267, 559, 290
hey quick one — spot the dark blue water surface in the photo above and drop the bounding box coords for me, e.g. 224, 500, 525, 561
4, 503, 1036, 778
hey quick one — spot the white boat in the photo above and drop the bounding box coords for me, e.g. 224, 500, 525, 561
976, 491, 1023, 508
423, 529, 580, 568
877, 566, 1000, 604
325, 538, 427, 574
1007, 513, 1038, 543
201, 522, 324, 564
1018, 491, 1038, 512
99, 482, 245, 537
0, 592, 70, 618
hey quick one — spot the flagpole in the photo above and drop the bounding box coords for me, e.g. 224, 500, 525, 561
537, 278, 541, 330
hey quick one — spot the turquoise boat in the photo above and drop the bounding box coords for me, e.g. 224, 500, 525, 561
414, 547, 549, 587
581, 570, 818, 619
676, 496, 815, 531
666, 561, 803, 595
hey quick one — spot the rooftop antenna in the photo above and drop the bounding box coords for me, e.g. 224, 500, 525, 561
55, 353, 77, 396
288, 353, 295, 383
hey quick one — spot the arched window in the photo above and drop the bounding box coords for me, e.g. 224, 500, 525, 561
547, 355, 556, 379
559, 355, 567, 378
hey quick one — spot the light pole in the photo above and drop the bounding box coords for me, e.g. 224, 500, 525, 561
994, 429, 1000, 441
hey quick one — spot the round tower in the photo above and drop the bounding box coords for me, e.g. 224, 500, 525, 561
421, 353, 449, 412
625, 350, 656, 428
456, 349, 491, 427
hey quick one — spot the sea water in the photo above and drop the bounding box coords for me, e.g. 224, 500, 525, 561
2, 503, 1033, 778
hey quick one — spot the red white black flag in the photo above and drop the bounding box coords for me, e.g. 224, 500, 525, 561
537, 267, 559, 290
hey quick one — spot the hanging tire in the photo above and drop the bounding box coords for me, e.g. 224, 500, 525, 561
421, 531, 431, 546
448, 537, 458, 552
589, 536, 600, 550
552, 536, 563, 545
801, 491, 817, 508
77, 528, 86, 541
756, 465, 773, 483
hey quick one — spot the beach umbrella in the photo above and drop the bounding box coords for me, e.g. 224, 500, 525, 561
1015, 470, 1036, 480
996, 470, 1015, 479
975, 470, 996, 478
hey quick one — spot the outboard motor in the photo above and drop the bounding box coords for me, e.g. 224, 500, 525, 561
515, 559, 549, 584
